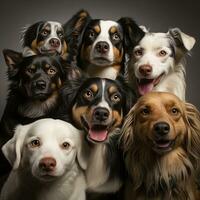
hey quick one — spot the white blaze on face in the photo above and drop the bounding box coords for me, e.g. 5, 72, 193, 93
90, 20, 119, 65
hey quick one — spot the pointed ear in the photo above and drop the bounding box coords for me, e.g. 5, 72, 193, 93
64, 10, 91, 64
184, 102, 200, 166
118, 17, 145, 53
168, 28, 196, 51
2, 124, 28, 170
3, 49, 23, 78
139, 25, 149, 33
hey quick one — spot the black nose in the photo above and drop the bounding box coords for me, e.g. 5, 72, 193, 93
93, 107, 109, 121
49, 38, 60, 48
35, 80, 46, 90
154, 122, 170, 136
95, 41, 109, 54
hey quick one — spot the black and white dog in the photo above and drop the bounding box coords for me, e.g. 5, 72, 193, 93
22, 21, 67, 57
64, 10, 145, 79
61, 72, 136, 198
127, 26, 196, 100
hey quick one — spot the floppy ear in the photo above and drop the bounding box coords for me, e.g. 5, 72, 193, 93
168, 28, 196, 51
3, 49, 23, 78
2, 125, 28, 170
63, 10, 91, 64
118, 17, 145, 53
120, 104, 137, 152
184, 102, 200, 166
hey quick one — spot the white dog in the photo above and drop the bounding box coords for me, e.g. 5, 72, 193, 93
127, 27, 196, 100
0, 118, 88, 200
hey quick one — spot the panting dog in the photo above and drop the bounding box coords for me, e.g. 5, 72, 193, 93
64, 10, 145, 79
21, 21, 67, 57
0, 49, 72, 177
61, 74, 136, 198
0, 119, 88, 200
127, 27, 196, 100
121, 92, 200, 200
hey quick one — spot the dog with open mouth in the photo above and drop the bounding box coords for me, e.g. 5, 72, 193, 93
61, 74, 136, 197
21, 21, 68, 57
63, 10, 145, 79
121, 92, 200, 200
127, 27, 196, 100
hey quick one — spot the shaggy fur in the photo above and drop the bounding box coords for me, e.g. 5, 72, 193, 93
121, 92, 200, 200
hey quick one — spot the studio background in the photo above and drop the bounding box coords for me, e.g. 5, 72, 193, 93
0, 0, 199, 118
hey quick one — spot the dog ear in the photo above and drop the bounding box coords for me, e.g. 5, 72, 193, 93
3, 49, 23, 78
63, 10, 91, 65
118, 17, 145, 53
168, 28, 196, 51
2, 125, 28, 170
184, 102, 200, 166
139, 25, 149, 33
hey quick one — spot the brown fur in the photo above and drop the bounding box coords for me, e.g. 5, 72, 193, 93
121, 92, 200, 200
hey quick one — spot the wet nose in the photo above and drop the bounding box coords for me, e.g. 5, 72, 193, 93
154, 122, 170, 137
39, 157, 56, 172
35, 80, 46, 90
93, 107, 110, 121
95, 41, 109, 54
49, 38, 60, 48
139, 64, 152, 76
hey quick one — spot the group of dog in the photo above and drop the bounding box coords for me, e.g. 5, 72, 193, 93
0, 9, 200, 200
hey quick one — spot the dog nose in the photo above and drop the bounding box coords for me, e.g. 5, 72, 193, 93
95, 41, 109, 54
139, 64, 152, 76
36, 80, 46, 90
49, 38, 60, 48
39, 157, 56, 172
93, 107, 109, 121
154, 122, 170, 136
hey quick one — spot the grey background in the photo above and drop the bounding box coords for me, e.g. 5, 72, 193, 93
0, 0, 199, 118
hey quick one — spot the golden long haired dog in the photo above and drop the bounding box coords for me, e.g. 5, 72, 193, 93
121, 92, 200, 200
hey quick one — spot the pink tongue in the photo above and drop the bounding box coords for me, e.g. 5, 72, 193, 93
138, 82, 154, 95
157, 142, 170, 148
89, 129, 108, 142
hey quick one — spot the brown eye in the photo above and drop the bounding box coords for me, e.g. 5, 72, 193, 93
171, 107, 179, 115
111, 93, 121, 103
134, 49, 143, 57
42, 30, 48, 36
159, 50, 167, 57
83, 90, 93, 100
89, 30, 95, 38
30, 139, 41, 148
27, 68, 35, 74
141, 107, 150, 115
62, 142, 70, 150
112, 33, 120, 41
48, 67, 56, 75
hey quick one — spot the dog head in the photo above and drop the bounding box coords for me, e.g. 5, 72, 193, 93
22, 21, 67, 57
62, 75, 136, 143
3, 49, 68, 117
122, 92, 200, 158
129, 28, 195, 95
2, 119, 88, 182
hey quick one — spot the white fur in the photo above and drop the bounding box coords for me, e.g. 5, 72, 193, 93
1, 119, 88, 200
128, 28, 196, 100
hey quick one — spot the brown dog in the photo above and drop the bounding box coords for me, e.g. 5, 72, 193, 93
121, 92, 200, 200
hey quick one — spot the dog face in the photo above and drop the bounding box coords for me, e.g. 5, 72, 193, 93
2, 119, 87, 182
80, 20, 124, 67
22, 21, 67, 56
69, 77, 135, 143
130, 28, 195, 95
122, 92, 200, 155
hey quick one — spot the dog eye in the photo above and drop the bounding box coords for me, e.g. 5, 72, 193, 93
171, 107, 180, 115
58, 32, 63, 38
26, 68, 35, 74
112, 33, 120, 41
83, 90, 93, 100
48, 67, 56, 75
89, 30, 95, 38
62, 142, 71, 150
158, 50, 167, 57
41, 30, 49, 36
141, 107, 150, 115
30, 139, 41, 148
134, 49, 143, 57
111, 93, 121, 103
